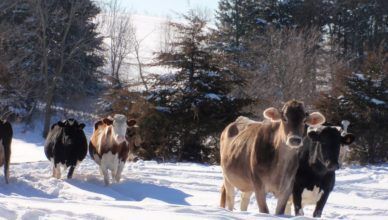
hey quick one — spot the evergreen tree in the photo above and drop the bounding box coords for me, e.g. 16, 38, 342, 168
0, 0, 104, 134
148, 10, 251, 162
215, 0, 261, 50
316, 50, 387, 163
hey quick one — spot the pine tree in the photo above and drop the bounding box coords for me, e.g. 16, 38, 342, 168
316, 50, 388, 163
148, 10, 251, 162
0, 0, 104, 135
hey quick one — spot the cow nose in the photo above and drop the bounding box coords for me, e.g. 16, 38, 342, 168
117, 135, 125, 143
327, 162, 340, 171
289, 136, 302, 147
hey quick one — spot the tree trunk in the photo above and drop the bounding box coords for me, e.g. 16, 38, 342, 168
135, 44, 148, 92
42, 86, 55, 138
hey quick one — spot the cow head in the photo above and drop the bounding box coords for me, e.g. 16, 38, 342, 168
103, 114, 137, 144
126, 125, 142, 148
57, 118, 85, 132
308, 126, 355, 171
264, 100, 326, 148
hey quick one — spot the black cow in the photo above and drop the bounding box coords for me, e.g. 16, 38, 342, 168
44, 119, 87, 179
287, 125, 355, 217
0, 120, 12, 184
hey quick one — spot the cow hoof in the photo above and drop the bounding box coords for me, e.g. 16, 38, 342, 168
296, 210, 304, 216
313, 210, 322, 218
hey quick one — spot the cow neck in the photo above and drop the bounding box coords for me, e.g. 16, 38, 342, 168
273, 121, 286, 149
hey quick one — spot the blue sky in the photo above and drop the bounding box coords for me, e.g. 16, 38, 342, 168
100, 0, 220, 17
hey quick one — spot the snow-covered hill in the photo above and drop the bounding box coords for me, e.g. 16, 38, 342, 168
0, 124, 387, 219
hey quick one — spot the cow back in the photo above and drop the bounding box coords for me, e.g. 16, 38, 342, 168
45, 123, 87, 165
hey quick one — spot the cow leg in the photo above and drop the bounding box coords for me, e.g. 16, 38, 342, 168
100, 165, 110, 186
220, 184, 226, 208
254, 186, 269, 213
275, 188, 293, 215
240, 191, 253, 211
52, 161, 56, 177
111, 169, 117, 183
292, 188, 304, 216
313, 190, 330, 217
67, 166, 75, 179
4, 160, 9, 184
114, 161, 125, 183
223, 179, 235, 211
3, 144, 10, 184
54, 164, 61, 179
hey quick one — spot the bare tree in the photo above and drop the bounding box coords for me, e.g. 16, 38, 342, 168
0, 0, 18, 15
159, 16, 176, 54
245, 28, 321, 112
132, 30, 155, 92
37, 0, 77, 137
99, 0, 135, 85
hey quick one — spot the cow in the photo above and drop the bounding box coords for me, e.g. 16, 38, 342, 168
89, 114, 138, 185
44, 119, 87, 179
286, 124, 355, 217
0, 119, 12, 184
220, 100, 326, 215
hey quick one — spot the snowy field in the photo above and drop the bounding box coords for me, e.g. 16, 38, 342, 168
0, 123, 387, 220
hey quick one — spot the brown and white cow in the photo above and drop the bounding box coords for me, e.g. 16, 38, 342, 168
89, 114, 138, 185
220, 100, 326, 215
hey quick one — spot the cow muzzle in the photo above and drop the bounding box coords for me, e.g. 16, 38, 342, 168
116, 135, 126, 144
326, 161, 340, 171
286, 135, 303, 148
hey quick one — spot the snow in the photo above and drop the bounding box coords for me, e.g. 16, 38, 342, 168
205, 93, 221, 101
370, 98, 385, 105
355, 73, 366, 80
0, 123, 387, 219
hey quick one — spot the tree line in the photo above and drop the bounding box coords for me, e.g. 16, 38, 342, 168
0, 0, 386, 164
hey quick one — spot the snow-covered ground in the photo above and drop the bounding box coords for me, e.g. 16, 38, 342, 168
0, 123, 387, 219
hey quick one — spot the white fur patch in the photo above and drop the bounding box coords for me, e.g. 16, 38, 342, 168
301, 186, 324, 206
101, 151, 120, 172
112, 114, 128, 144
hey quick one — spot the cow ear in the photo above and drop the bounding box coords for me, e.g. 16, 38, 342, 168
341, 133, 355, 145
57, 121, 65, 127
263, 107, 281, 122
308, 131, 319, 141
306, 112, 326, 126
127, 119, 137, 127
103, 118, 113, 125
79, 123, 85, 129
51, 123, 58, 130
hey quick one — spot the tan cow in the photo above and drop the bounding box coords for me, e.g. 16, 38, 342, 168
89, 114, 138, 185
220, 100, 326, 215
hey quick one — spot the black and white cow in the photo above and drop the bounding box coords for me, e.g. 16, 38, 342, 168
44, 119, 87, 179
286, 124, 355, 217
0, 119, 12, 184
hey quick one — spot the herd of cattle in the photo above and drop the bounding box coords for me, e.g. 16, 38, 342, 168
0, 100, 355, 217
220, 100, 355, 217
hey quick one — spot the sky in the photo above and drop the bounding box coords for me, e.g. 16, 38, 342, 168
99, 0, 220, 18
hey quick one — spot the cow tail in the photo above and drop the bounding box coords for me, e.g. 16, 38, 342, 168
67, 166, 75, 179
220, 184, 226, 208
